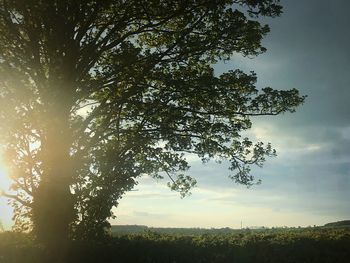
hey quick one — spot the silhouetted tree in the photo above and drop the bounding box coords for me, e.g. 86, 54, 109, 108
0, 0, 304, 243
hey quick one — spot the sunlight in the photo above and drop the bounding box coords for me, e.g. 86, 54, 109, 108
0, 157, 14, 230
0, 160, 11, 194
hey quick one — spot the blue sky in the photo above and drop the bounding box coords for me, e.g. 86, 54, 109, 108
1, 0, 349, 229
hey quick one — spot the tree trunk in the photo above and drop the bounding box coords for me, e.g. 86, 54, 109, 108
32, 104, 75, 252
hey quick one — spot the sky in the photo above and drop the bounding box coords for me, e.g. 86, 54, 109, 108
112, 0, 350, 229
1, 0, 350, 230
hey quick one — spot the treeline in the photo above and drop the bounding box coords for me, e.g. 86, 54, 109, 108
111, 225, 320, 236
111, 225, 237, 235
324, 220, 350, 227
0, 228, 349, 263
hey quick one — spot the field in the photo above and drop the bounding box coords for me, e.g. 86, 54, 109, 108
0, 227, 349, 263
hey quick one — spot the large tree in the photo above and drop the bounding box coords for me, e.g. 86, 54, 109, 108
0, 0, 304, 243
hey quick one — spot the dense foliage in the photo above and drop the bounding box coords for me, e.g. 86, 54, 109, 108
0, 227, 349, 263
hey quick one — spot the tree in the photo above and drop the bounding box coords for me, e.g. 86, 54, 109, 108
0, 0, 304, 243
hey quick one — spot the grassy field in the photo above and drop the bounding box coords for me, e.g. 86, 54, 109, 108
0, 227, 349, 262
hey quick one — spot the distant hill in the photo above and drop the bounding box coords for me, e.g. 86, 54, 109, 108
324, 220, 350, 227
111, 225, 148, 234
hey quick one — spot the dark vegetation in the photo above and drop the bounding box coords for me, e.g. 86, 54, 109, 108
324, 220, 350, 227
112, 225, 271, 235
1, 227, 349, 263
111, 222, 350, 236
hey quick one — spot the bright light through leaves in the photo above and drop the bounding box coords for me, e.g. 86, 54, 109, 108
0, 161, 10, 194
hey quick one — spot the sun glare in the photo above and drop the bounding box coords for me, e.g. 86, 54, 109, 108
0, 161, 11, 193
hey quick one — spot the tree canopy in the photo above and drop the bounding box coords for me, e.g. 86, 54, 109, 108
0, 0, 304, 242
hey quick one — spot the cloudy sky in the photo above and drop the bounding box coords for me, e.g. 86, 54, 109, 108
1, 0, 349, 229
112, 0, 350, 229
